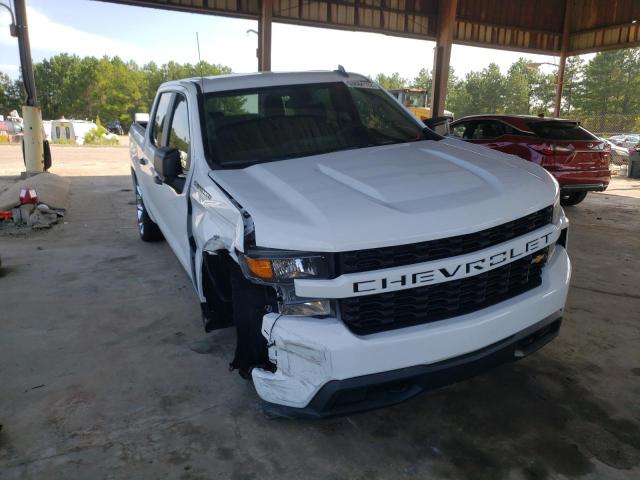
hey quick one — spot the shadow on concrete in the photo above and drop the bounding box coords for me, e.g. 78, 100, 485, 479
0, 175, 639, 480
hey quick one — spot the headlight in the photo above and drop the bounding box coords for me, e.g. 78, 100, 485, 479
549, 193, 563, 259
552, 193, 562, 226
239, 251, 329, 283
277, 284, 333, 316
238, 250, 333, 316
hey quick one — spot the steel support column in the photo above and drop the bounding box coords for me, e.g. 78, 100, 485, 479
14, 0, 37, 106
554, 0, 573, 117
430, 0, 457, 118
258, 0, 272, 71
14, 0, 45, 174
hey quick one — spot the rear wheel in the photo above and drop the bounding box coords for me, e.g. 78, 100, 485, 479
560, 191, 588, 206
134, 181, 163, 241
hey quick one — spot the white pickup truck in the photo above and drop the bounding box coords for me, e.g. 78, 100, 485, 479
129, 70, 571, 417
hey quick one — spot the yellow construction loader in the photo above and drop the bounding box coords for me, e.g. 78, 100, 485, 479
388, 88, 453, 122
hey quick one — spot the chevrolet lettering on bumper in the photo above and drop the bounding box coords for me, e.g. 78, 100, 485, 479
295, 225, 559, 299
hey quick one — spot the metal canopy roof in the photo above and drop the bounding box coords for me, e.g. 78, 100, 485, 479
99, 0, 640, 55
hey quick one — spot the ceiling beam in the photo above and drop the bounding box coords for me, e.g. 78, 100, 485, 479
93, 0, 640, 57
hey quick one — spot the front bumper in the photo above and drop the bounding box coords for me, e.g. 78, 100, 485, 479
263, 314, 562, 418
252, 246, 571, 417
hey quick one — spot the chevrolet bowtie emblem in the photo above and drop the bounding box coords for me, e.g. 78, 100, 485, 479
531, 253, 547, 265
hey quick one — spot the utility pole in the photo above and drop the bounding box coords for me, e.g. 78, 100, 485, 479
13, 0, 45, 174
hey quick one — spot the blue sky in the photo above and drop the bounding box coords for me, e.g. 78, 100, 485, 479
0, 0, 565, 80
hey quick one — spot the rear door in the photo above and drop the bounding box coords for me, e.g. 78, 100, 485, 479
452, 119, 532, 160
450, 120, 474, 139
53, 122, 73, 142
526, 121, 609, 171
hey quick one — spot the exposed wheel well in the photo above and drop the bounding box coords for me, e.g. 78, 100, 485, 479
200, 251, 277, 377
201, 251, 234, 331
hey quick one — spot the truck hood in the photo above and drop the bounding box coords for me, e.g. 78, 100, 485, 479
210, 138, 558, 252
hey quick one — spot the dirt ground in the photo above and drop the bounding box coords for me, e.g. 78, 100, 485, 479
0, 144, 639, 480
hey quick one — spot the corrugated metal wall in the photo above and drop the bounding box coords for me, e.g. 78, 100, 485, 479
271, 0, 438, 39
570, 0, 640, 53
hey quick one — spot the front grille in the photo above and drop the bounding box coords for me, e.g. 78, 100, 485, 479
339, 251, 547, 335
335, 206, 553, 275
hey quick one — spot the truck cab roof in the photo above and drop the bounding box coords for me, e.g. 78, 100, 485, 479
163, 71, 371, 94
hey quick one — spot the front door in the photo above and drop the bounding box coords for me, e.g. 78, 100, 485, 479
142, 92, 193, 276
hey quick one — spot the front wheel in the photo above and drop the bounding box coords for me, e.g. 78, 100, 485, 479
560, 191, 588, 206
134, 182, 163, 241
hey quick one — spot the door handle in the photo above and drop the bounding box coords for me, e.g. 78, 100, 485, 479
139, 157, 148, 165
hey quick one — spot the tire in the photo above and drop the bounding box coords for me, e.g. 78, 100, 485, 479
43, 140, 52, 171
560, 191, 588, 206
134, 180, 164, 241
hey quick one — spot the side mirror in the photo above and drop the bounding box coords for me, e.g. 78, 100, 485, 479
153, 147, 181, 182
425, 116, 452, 136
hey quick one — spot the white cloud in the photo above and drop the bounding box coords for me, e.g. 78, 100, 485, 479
0, 63, 19, 72
1, 6, 205, 67
20, 7, 174, 63
0, 5, 259, 72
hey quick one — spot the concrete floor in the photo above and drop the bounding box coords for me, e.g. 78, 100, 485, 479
1, 145, 639, 479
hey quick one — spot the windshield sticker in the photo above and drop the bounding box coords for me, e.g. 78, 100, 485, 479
344, 80, 379, 89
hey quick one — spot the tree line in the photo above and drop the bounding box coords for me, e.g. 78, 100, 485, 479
0, 55, 231, 128
0, 48, 638, 133
375, 48, 640, 133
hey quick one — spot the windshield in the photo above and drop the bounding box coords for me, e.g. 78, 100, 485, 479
203, 81, 428, 167
404, 92, 426, 108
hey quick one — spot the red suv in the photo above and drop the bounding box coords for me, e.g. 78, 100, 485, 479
450, 115, 611, 205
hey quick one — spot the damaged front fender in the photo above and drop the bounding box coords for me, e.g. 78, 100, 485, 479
190, 178, 247, 303
191, 177, 277, 374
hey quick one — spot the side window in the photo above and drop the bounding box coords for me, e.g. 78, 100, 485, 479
152, 93, 172, 146
471, 121, 504, 140
451, 123, 468, 138
167, 95, 191, 172
502, 124, 517, 135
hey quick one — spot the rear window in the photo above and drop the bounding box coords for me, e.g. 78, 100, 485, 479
527, 121, 596, 141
